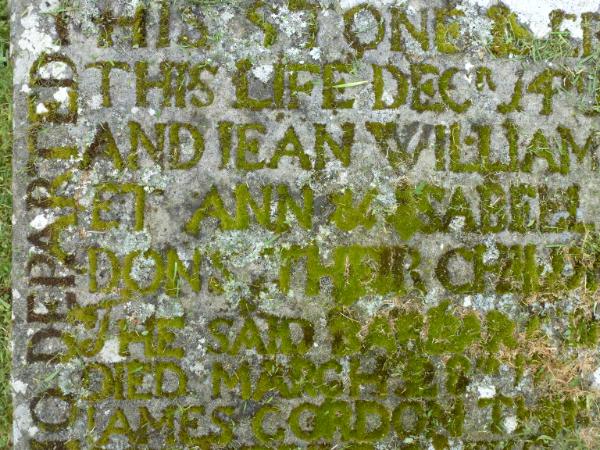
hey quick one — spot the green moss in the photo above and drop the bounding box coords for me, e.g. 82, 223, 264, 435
582, 12, 600, 56
165, 248, 202, 296
88, 247, 121, 293
486, 5, 532, 58
445, 186, 477, 231
97, 408, 136, 445
477, 182, 507, 233
314, 122, 355, 169
366, 121, 430, 171
394, 311, 423, 344
558, 126, 599, 170
288, 63, 319, 109
252, 405, 285, 442
322, 62, 356, 109
199, 295, 600, 445
435, 8, 464, 54
446, 355, 471, 395
91, 182, 146, 232
410, 64, 445, 113
96, 5, 147, 48
566, 310, 599, 347
27, 87, 78, 125
247, 1, 277, 47
497, 77, 524, 114
330, 189, 377, 232
185, 182, 313, 234
390, 7, 429, 52
538, 184, 583, 233
122, 249, 165, 295
439, 67, 472, 113
479, 310, 517, 374
237, 122, 267, 169
425, 301, 481, 354
372, 65, 408, 110
527, 69, 566, 116
63, 314, 109, 359
475, 67, 496, 92
521, 129, 562, 174
343, 5, 385, 57
9, 2, 600, 447
85, 61, 130, 107
328, 310, 361, 356
233, 60, 275, 110
169, 122, 204, 170
267, 126, 312, 169
178, 6, 209, 48
448, 122, 489, 173
80, 123, 125, 171
276, 184, 313, 231
135, 61, 188, 108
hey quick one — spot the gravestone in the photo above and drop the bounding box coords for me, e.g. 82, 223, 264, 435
10, 0, 600, 448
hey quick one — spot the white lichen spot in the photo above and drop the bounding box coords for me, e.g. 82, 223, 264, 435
126, 300, 156, 323
221, 11, 234, 23
477, 384, 496, 399
98, 338, 125, 363
157, 295, 184, 318
591, 367, 600, 391
39, 61, 70, 80
99, 225, 151, 257
191, 361, 206, 376
20, 84, 31, 94
483, 238, 499, 263
39, 0, 61, 13
139, 166, 171, 191
355, 295, 386, 317
309, 47, 322, 60
381, 90, 395, 106
13, 404, 33, 443
90, 94, 103, 110
12, 380, 27, 395
35, 103, 48, 115
32, 303, 49, 315
18, 8, 59, 57
504, 415, 518, 434
271, 5, 308, 38
472, 294, 496, 312
339, 0, 397, 9
30, 214, 50, 230
53, 87, 70, 105
285, 47, 302, 60
252, 64, 274, 83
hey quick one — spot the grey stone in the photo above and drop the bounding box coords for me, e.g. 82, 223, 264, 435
10, 0, 600, 448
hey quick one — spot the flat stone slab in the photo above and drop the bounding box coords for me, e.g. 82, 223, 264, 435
10, 0, 600, 448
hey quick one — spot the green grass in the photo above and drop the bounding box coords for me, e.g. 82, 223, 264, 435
522, 31, 577, 62
0, 0, 10, 446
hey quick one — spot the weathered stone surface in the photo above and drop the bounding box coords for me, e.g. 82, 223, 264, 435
10, 0, 600, 448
